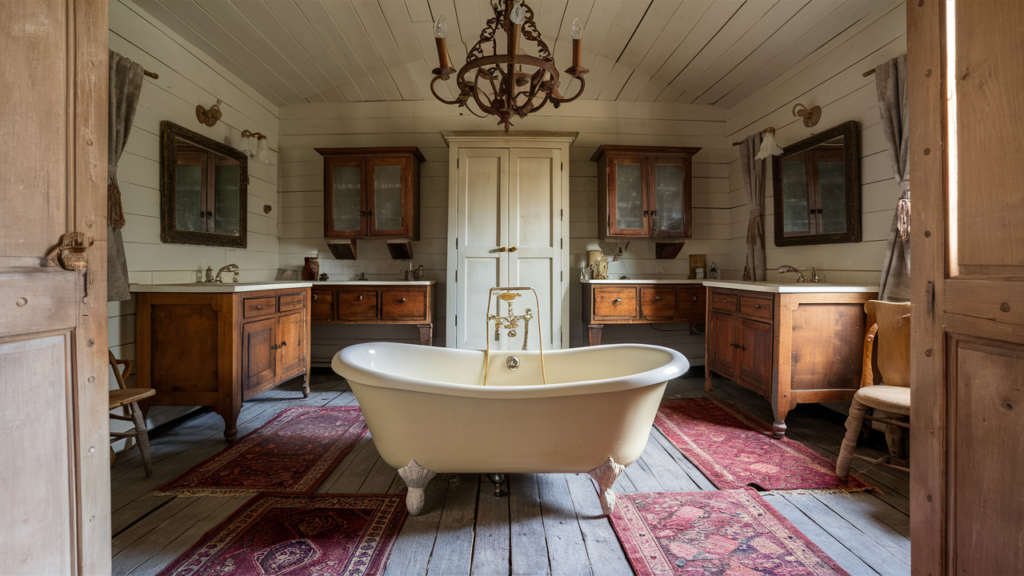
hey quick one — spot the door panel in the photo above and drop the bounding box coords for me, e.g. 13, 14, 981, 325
738, 319, 772, 395
277, 312, 304, 379
708, 313, 738, 378
242, 318, 277, 397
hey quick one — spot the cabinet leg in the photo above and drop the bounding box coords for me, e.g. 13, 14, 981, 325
771, 403, 790, 439
417, 324, 433, 346
302, 372, 310, 398
587, 324, 603, 346
704, 366, 714, 393
220, 408, 239, 443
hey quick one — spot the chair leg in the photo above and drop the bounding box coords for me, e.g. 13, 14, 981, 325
128, 401, 153, 478
836, 399, 870, 480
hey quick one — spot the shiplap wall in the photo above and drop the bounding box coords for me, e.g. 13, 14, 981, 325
107, 0, 280, 437
279, 100, 730, 364
723, 0, 907, 285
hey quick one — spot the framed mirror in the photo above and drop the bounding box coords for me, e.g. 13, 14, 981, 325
772, 120, 860, 247
160, 121, 247, 248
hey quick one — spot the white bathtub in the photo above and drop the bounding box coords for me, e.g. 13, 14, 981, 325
332, 342, 689, 515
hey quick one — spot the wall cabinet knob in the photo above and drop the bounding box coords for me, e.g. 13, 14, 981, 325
693, 295, 698, 301
313, 294, 317, 300
498, 247, 507, 252
509, 246, 518, 252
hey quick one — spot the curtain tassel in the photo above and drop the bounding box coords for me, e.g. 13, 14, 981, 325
109, 183, 126, 230
896, 193, 910, 240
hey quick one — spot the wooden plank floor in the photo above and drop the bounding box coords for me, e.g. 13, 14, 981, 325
111, 372, 911, 575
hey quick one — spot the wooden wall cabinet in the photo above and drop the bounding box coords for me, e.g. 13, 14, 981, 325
311, 283, 436, 346
704, 286, 877, 438
315, 147, 424, 240
136, 287, 311, 442
592, 145, 701, 239
583, 282, 706, 345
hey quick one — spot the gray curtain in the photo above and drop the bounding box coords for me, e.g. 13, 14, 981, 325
741, 133, 767, 281
107, 50, 144, 302
875, 54, 911, 302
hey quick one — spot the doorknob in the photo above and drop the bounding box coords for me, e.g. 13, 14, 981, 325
509, 247, 518, 252
498, 247, 507, 252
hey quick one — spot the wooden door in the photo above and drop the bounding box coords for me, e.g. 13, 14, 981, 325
324, 157, 366, 238
276, 312, 304, 379
367, 156, 412, 237
508, 148, 562, 350
606, 156, 649, 237
647, 156, 692, 238
455, 148, 509, 349
0, 1, 109, 573
707, 313, 738, 379
911, 2, 1024, 574
738, 319, 773, 396
241, 318, 277, 399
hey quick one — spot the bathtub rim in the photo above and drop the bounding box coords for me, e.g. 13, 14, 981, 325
332, 342, 689, 400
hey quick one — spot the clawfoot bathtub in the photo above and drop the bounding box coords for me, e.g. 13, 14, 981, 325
332, 342, 689, 515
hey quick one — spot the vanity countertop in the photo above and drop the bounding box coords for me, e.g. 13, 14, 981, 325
312, 280, 436, 286
581, 278, 706, 284
702, 280, 877, 294
130, 281, 313, 294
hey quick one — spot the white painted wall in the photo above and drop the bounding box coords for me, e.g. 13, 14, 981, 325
723, 0, 907, 286
107, 0, 280, 441
279, 100, 731, 365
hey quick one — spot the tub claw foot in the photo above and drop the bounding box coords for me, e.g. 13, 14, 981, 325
398, 459, 436, 516
486, 473, 508, 497
587, 457, 625, 516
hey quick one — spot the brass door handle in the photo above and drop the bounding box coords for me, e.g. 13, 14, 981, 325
509, 246, 518, 252
498, 247, 507, 252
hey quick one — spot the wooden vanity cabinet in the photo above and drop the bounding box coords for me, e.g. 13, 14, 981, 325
316, 147, 424, 240
592, 146, 701, 239
584, 283, 706, 345
136, 287, 311, 442
704, 286, 877, 438
311, 283, 435, 346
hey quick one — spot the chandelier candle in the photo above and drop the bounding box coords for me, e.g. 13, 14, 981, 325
430, 0, 588, 131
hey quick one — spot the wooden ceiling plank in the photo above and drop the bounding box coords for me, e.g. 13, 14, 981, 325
292, 0, 379, 101
320, 0, 403, 100
579, 53, 614, 100
535, 0, 568, 44
616, 69, 653, 101
195, 0, 323, 101
454, 1, 481, 52
380, 1, 447, 102
141, 0, 294, 106
694, 0, 841, 106
613, 0, 691, 101
320, 86, 347, 103
585, 0, 647, 99
667, 0, 776, 94
597, 62, 633, 100
262, 0, 364, 101
653, 82, 681, 103
552, 0, 595, 68
351, 0, 422, 99
651, 0, 742, 85
405, 0, 433, 23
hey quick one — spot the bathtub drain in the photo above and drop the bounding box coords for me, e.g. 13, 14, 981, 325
505, 356, 520, 371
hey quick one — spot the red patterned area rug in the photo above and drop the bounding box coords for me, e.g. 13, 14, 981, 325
158, 407, 368, 497
610, 489, 850, 576
157, 493, 406, 576
655, 398, 873, 493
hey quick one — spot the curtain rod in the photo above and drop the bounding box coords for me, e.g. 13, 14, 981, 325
863, 69, 875, 77
144, 69, 159, 79
731, 126, 775, 147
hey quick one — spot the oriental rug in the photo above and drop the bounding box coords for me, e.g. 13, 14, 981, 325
157, 493, 406, 576
157, 407, 368, 497
655, 398, 873, 493
610, 489, 850, 576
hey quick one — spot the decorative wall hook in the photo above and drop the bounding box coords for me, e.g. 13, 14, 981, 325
792, 103, 821, 128
196, 100, 223, 127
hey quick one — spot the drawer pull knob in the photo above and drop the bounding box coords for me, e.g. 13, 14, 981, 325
313, 294, 317, 300
255, 305, 263, 309
358, 295, 363, 301
655, 296, 661, 301
693, 296, 698, 301
754, 304, 762, 309
613, 298, 622, 304
399, 298, 406, 303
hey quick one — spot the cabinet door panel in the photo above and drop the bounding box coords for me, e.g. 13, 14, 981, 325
738, 319, 773, 395
708, 312, 738, 378
326, 158, 366, 237
381, 288, 427, 320
277, 312, 304, 378
242, 318, 277, 398
368, 157, 411, 236
607, 156, 649, 236
677, 287, 706, 323
648, 156, 691, 237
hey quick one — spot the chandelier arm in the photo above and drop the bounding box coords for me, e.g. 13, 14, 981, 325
552, 75, 587, 105
429, 76, 461, 106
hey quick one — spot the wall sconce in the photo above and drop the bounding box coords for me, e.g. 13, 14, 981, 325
196, 100, 223, 127
239, 130, 273, 166
792, 103, 821, 127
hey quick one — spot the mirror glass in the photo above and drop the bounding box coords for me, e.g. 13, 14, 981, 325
772, 121, 860, 246
161, 122, 247, 248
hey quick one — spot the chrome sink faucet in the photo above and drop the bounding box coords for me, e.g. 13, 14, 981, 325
776, 265, 821, 283
216, 263, 239, 283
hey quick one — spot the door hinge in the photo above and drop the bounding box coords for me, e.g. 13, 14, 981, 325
455, 270, 458, 282
455, 237, 458, 249
560, 238, 563, 249
561, 271, 563, 282
926, 280, 935, 317
455, 315, 457, 326
561, 162, 564, 171
560, 209, 563, 220
457, 158, 460, 168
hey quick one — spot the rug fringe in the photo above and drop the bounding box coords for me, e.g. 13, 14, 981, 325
154, 489, 263, 498
773, 486, 882, 496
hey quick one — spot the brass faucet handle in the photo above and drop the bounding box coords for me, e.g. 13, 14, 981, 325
498, 292, 521, 302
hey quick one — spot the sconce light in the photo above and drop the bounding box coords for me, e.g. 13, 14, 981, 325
754, 127, 785, 160
792, 103, 821, 128
196, 100, 223, 127
239, 130, 273, 165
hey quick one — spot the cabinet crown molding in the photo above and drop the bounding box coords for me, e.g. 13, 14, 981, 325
316, 146, 425, 162
590, 145, 702, 162
440, 130, 578, 146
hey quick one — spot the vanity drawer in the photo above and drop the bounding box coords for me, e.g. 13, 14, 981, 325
278, 292, 305, 312
381, 288, 427, 320
641, 288, 676, 320
678, 287, 706, 322
740, 296, 773, 320
311, 291, 333, 321
243, 297, 276, 319
336, 290, 377, 321
711, 291, 738, 313
594, 287, 638, 319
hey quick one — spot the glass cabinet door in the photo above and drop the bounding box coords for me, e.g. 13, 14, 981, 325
648, 156, 690, 237
327, 159, 366, 237
607, 156, 648, 236
368, 157, 410, 236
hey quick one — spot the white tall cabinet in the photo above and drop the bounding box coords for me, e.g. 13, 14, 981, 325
443, 132, 575, 350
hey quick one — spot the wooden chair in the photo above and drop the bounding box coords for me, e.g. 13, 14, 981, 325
836, 300, 911, 479
109, 351, 156, 477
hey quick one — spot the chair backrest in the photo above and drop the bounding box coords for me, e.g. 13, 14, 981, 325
108, 350, 131, 391
864, 300, 911, 387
